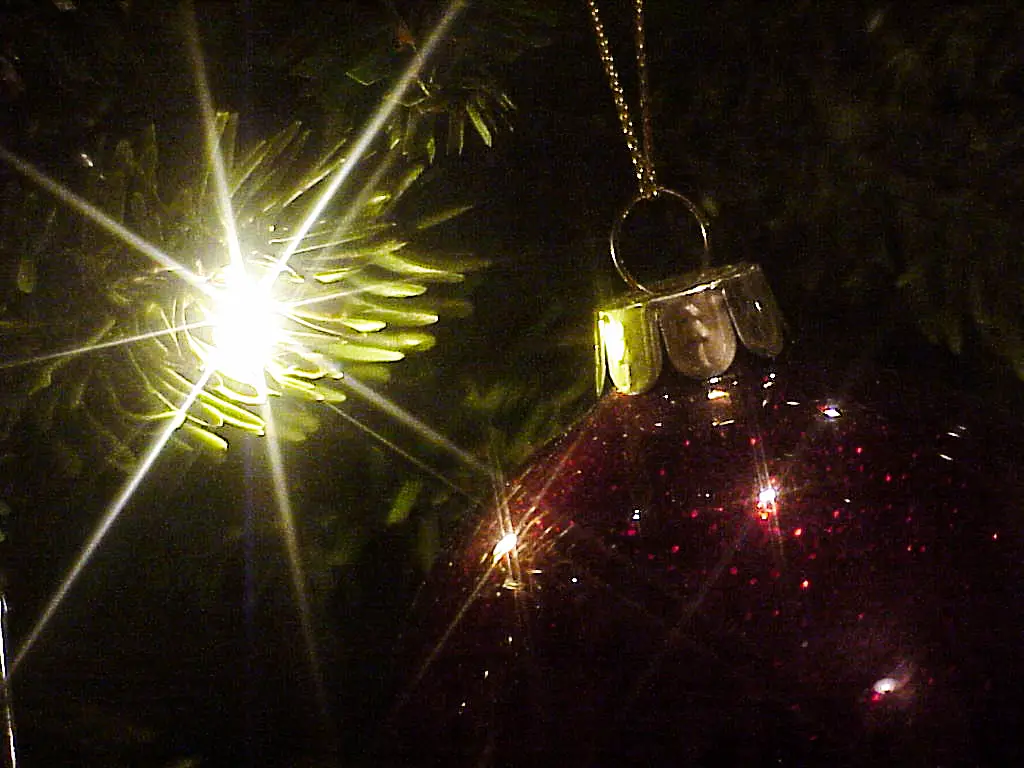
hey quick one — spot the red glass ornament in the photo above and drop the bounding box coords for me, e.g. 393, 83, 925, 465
385, 263, 1024, 765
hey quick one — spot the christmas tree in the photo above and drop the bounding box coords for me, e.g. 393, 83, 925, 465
0, 1, 1022, 764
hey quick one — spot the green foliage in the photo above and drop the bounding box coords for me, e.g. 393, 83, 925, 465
636, 1, 1024, 376
0, 0, 129, 140
868, 5, 1024, 375
283, 0, 556, 159
0, 2, 567, 602
0, 111, 479, 473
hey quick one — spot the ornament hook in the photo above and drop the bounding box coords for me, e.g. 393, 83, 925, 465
587, 0, 783, 397
596, 262, 784, 395
609, 187, 711, 294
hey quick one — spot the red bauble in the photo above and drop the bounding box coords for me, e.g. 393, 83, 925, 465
385, 262, 1024, 765
386, 354, 1024, 766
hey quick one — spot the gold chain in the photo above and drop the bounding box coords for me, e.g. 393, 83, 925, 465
585, 0, 658, 198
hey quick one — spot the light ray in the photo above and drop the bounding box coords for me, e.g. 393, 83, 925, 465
483, 433, 585, 594
10, 366, 216, 676
339, 373, 492, 478
393, 436, 583, 708
183, 1, 244, 272
261, 403, 332, 730
0, 321, 213, 371
621, 519, 756, 716
263, 0, 469, 285
0, 594, 16, 766
284, 286, 382, 311
280, 313, 352, 340
315, 128, 404, 260
325, 402, 480, 503
0, 145, 211, 295
395, 556, 504, 713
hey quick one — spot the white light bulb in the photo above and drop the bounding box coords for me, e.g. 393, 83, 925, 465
211, 267, 280, 392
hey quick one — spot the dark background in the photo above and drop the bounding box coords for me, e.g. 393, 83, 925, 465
1, 1, 1022, 764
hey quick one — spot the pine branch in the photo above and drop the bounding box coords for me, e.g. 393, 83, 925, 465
1, 112, 482, 472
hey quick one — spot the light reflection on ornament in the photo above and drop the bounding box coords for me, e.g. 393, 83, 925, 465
757, 484, 779, 521
865, 663, 918, 712
864, 661, 918, 710
600, 314, 628, 366
492, 532, 519, 562
820, 404, 842, 419
872, 676, 899, 695
387, 333, 1024, 766
707, 388, 730, 400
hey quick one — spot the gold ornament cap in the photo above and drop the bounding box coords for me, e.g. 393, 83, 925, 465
596, 261, 784, 395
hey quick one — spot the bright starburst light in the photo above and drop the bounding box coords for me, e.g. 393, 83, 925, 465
2, 0, 482, 687
206, 265, 282, 397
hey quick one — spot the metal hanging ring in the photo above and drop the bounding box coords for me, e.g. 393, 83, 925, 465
609, 187, 712, 294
